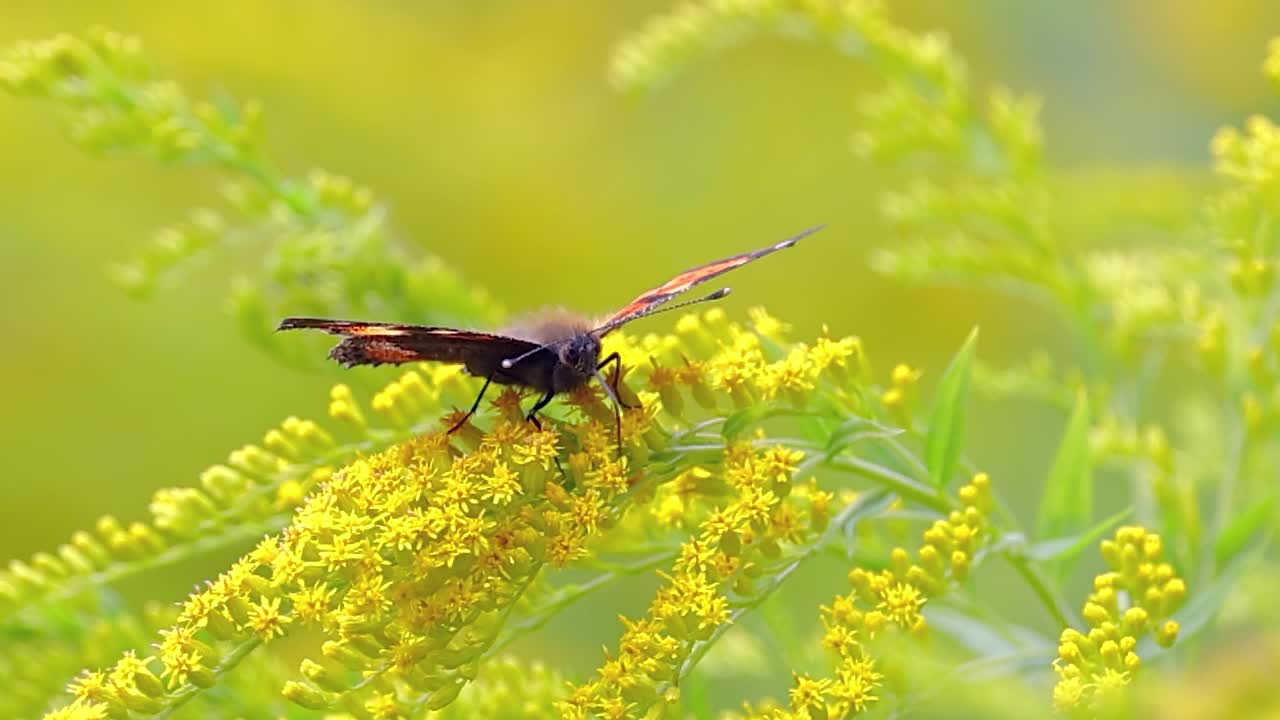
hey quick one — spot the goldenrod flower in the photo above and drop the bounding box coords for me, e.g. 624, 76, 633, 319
33, 305, 1008, 720
756, 472, 993, 718
1053, 526, 1187, 715
563, 443, 832, 718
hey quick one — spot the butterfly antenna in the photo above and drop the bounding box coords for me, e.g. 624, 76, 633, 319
501, 342, 557, 370
594, 287, 732, 335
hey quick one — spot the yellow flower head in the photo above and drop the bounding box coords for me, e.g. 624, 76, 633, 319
1053, 525, 1187, 713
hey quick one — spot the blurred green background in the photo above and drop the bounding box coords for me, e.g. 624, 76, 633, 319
3, 0, 1279, 693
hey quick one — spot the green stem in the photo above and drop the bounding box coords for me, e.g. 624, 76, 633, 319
831, 451, 1075, 629
1206, 399, 1246, 580
827, 455, 951, 513
153, 637, 262, 719
487, 551, 677, 657
1002, 551, 1073, 629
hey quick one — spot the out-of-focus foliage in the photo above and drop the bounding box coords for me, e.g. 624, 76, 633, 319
1, 28, 501, 369
1, 2, 1278, 719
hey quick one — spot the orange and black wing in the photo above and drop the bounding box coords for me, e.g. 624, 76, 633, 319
277, 318, 538, 369
596, 225, 821, 334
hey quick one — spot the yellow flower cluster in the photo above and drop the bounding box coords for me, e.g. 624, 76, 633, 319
560, 443, 832, 719
50, 381, 656, 719
1053, 526, 1186, 715
735, 472, 993, 720
43, 310, 875, 719
680, 308, 860, 409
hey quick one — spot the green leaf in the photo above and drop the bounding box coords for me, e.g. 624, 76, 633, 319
721, 404, 776, 440
1036, 390, 1092, 541
680, 669, 715, 720
924, 327, 978, 488
1138, 544, 1262, 657
927, 606, 1052, 658
1214, 493, 1276, 569
824, 416, 905, 457
1026, 506, 1132, 563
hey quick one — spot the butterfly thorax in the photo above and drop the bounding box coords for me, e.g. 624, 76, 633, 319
498, 310, 601, 394
502, 309, 592, 343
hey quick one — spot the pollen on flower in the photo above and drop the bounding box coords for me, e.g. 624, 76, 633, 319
788, 672, 830, 712
757, 347, 815, 404
705, 343, 759, 385
159, 645, 204, 690
246, 595, 291, 641
481, 461, 523, 506
812, 329, 862, 382
289, 581, 336, 626
511, 429, 560, 471
878, 581, 925, 628
65, 671, 111, 705
832, 654, 881, 714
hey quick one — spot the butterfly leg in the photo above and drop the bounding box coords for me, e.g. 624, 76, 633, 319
447, 374, 495, 434
524, 390, 556, 430
596, 352, 637, 409
521, 391, 568, 479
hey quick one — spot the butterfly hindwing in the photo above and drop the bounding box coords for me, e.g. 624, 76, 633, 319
277, 318, 539, 372
598, 225, 821, 332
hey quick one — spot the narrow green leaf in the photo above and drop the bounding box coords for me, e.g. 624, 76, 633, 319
721, 406, 814, 440
924, 327, 979, 488
721, 405, 774, 440
1026, 506, 1132, 563
1138, 545, 1262, 656
1214, 493, 1276, 569
824, 416, 905, 456
1036, 390, 1093, 541
927, 606, 1051, 658
681, 670, 715, 720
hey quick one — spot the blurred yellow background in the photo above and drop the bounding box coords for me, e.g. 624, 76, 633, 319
2, 0, 1278, 683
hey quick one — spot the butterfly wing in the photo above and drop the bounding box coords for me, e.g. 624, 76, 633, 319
596, 225, 821, 333
277, 318, 539, 371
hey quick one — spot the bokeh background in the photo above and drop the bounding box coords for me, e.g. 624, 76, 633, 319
3, 0, 1279, 704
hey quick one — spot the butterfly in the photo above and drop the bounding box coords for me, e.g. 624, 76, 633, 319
278, 225, 821, 445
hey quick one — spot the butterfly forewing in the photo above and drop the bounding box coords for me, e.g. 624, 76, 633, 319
277, 318, 539, 371
596, 225, 822, 333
